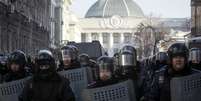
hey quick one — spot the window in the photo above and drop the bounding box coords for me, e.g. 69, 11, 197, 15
91, 33, 99, 41
81, 33, 87, 42
124, 33, 132, 43
113, 33, 120, 44
102, 33, 109, 44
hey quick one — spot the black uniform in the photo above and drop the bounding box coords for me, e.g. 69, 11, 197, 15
3, 70, 29, 82
19, 50, 75, 101
148, 65, 193, 101
147, 43, 193, 101
19, 74, 75, 101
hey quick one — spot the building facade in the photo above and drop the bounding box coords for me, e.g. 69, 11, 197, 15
50, 0, 64, 48
184, 0, 201, 49
79, 0, 147, 56
62, 0, 191, 57
191, 0, 201, 37
0, 0, 50, 55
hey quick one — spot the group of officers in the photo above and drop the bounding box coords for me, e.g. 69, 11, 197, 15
0, 43, 201, 101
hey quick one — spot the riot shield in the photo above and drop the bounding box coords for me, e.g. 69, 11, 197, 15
171, 73, 201, 101
0, 77, 30, 101
59, 67, 93, 101
82, 80, 136, 101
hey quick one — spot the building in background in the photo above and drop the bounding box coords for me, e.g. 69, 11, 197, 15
50, 0, 63, 48
191, 0, 201, 37
156, 18, 190, 52
78, 0, 147, 56
0, 0, 50, 55
62, 0, 81, 45
68, 0, 190, 57
158, 30, 189, 52
64, 13, 81, 43
186, 0, 201, 49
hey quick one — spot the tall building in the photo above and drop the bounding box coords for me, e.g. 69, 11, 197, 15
185, 0, 201, 49
50, 0, 63, 48
0, 0, 50, 55
191, 0, 201, 37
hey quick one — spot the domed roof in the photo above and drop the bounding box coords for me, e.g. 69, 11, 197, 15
85, 0, 144, 18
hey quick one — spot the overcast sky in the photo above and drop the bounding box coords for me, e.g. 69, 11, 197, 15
70, 0, 191, 18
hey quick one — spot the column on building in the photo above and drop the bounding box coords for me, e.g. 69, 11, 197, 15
113, 32, 121, 54
120, 32, 124, 45
99, 33, 103, 44
102, 32, 110, 54
87, 33, 92, 42
109, 33, 114, 56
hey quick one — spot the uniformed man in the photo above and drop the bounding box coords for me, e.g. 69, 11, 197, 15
147, 43, 194, 101
57, 45, 80, 71
3, 50, 30, 82
88, 56, 117, 88
119, 48, 141, 100
19, 50, 75, 101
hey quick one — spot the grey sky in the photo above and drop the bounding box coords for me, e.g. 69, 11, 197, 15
70, 0, 191, 18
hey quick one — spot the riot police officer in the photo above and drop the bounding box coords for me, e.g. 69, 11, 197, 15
189, 48, 201, 70
148, 43, 193, 101
57, 45, 80, 71
140, 53, 168, 101
119, 49, 141, 100
78, 53, 90, 67
19, 50, 75, 101
121, 45, 140, 73
3, 50, 30, 82
119, 49, 138, 80
88, 56, 117, 88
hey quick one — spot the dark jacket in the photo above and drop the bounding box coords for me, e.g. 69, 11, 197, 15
3, 70, 29, 82
19, 73, 75, 101
189, 62, 201, 71
0, 63, 8, 76
147, 66, 194, 101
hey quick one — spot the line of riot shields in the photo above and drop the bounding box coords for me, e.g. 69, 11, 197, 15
0, 43, 201, 101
